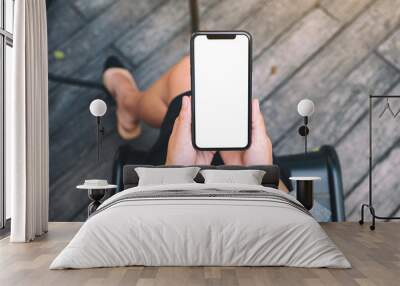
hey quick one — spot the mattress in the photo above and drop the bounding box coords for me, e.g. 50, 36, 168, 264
50, 183, 350, 269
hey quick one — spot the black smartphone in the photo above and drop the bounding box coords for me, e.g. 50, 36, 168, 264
190, 31, 252, 150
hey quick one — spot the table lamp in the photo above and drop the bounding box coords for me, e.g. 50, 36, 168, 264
89, 99, 107, 161
297, 99, 314, 154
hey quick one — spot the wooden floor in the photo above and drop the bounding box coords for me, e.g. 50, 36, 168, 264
0, 222, 399, 286
47, 0, 400, 221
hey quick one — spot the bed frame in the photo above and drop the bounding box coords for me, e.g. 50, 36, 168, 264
122, 165, 280, 190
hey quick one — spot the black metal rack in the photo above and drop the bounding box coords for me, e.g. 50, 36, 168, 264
359, 95, 400, 230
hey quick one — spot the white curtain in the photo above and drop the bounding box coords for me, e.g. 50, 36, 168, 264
7, 0, 49, 242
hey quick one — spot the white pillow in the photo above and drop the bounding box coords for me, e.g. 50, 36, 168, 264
200, 169, 266, 185
135, 167, 201, 186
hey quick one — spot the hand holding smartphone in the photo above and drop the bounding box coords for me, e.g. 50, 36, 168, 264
190, 31, 252, 150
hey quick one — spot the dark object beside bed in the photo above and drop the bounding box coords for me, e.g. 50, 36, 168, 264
112, 145, 345, 221
275, 145, 345, 221
122, 165, 280, 190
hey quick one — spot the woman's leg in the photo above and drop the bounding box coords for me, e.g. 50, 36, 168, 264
103, 56, 190, 130
137, 56, 191, 127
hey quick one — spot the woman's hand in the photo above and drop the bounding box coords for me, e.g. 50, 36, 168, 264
166, 96, 215, 165
220, 99, 273, 165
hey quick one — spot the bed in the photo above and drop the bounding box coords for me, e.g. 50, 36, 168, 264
50, 165, 350, 269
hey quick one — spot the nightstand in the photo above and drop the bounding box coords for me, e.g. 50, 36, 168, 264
77, 180, 117, 217
289, 177, 321, 210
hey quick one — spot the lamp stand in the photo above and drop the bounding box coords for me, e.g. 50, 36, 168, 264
96, 117, 105, 161
298, 116, 309, 155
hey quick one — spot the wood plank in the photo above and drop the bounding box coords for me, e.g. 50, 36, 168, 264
50, 94, 157, 221
50, 128, 123, 221
337, 66, 400, 196
47, 1, 86, 52
48, 0, 164, 78
134, 0, 320, 90
134, 0, 267, 89
73, 0, 117, 20
50, 95, 158, 169
339, 83, 400, 220
252, 8, 340, 100
260, 0, 400, 147
320, 0, 374, 23
240, 0, 318, 58
336, 81, 400, 204
378, 28, 400, 70
346, 145, 400, 220
275, 54, 400, 155
1, 222, 400, 286
116, 0, 218, 67
47, 0, 88, 92
49, 97, 116, 181
49, 104, 159, 221
50, 112, 158, 197
199, 0, 266, 30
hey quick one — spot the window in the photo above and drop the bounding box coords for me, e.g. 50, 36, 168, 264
1, 0, 14, 229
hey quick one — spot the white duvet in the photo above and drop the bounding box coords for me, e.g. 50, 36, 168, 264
50, 183, 350, 269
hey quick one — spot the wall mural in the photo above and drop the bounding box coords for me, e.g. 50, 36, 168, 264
47, 0, 400, 222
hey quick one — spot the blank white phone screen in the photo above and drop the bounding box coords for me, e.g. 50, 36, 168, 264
194, 34, 249, 149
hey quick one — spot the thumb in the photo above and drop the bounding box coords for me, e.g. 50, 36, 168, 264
252, 99, 268, 135
179, 96, 192, 127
